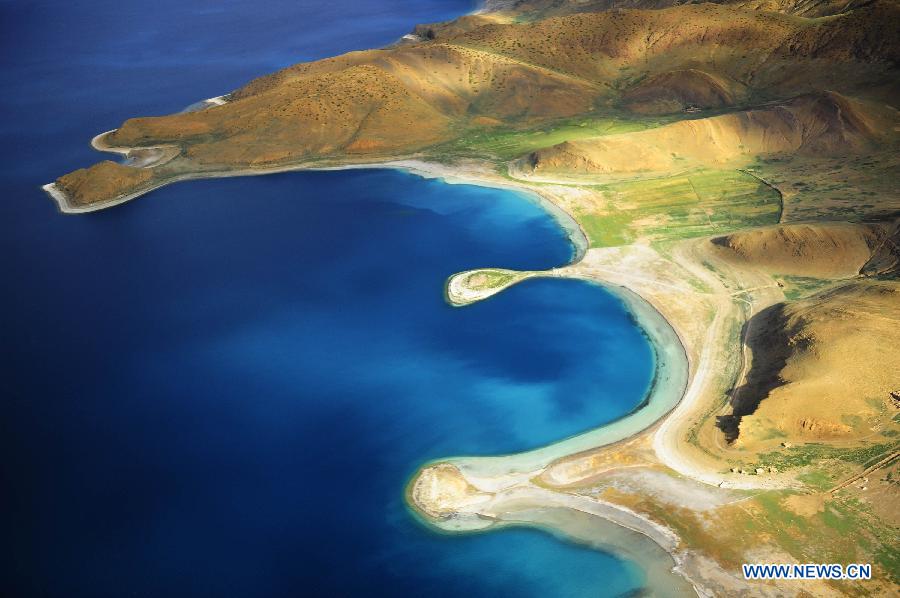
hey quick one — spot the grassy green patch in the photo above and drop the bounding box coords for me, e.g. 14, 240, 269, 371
742, 492, 812, 557
435, 115, 668, 161
875, 543, 900, 583
824, 497, 900, 581
757, 492, 808, 528
464, 269, 520, 290
575, 210, 633, 247
576, 169, 781, 248
726, 491, 898, 576
797, 470, 836, 491
777, 275, 835, 301
754, 442, 898, 477
760, 427, 789, 441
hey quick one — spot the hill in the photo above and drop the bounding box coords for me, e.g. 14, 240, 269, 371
484, 0, 879, 18
519, 92, 899, 179
723, 279, 900, 449
43, 1, 900, 593
710, 220, 899, 278
50, 1, 900, 207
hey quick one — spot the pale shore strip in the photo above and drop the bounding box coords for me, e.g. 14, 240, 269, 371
319, 160, 590, 261
40, 149, 729, 596
42, 174, 187, 214
41, 183, 74, 213
90, 129, 129, 157
446, 282, 689, 478
91, 130, 181, 169
204, 95, 229, 107
41, 154, 589, 266
409, 271, 705, 595
181, 94, 231, 113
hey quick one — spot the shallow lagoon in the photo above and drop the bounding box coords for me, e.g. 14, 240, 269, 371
3, 1, 660, 595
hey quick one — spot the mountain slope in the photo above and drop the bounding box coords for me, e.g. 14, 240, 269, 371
484, 0, 880, 18
725, 280, 900, 449
710, 221, 896, 278
520, 92, 899, 178
51, 1, 899, 206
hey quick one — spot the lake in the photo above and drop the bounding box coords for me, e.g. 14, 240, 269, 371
1, 1, 657, 595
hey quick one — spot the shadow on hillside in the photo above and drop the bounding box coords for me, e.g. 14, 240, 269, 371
709, 235, 731, 249
716, 303, 794, 443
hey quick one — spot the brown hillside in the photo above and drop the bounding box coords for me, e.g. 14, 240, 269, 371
622, 69, 744, 115
486, 0, 878, 18
458, 2, 900, 83
724, 280, 900, 449
55, 161, 155, 207
109, 62, 456, 166
52, 1, 900, 205
523, 92, 899, 177
710, 221, 897, 278
113, 2, 900, 158
108, 43, 601, 166
861, 220, 900, 277
412, 15, 502, 41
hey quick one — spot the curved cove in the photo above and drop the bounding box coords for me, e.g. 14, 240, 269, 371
2, 0, 663, 595
4, 168, 655, 596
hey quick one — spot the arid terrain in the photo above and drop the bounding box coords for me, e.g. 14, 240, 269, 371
47, 0, 899, 594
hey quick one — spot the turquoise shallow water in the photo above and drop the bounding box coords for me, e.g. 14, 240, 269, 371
2, 1, 658, 596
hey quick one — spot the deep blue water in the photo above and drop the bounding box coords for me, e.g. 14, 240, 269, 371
1, 2, 655, 596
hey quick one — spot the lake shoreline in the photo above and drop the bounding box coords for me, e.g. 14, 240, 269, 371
44, 141, 709, 595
